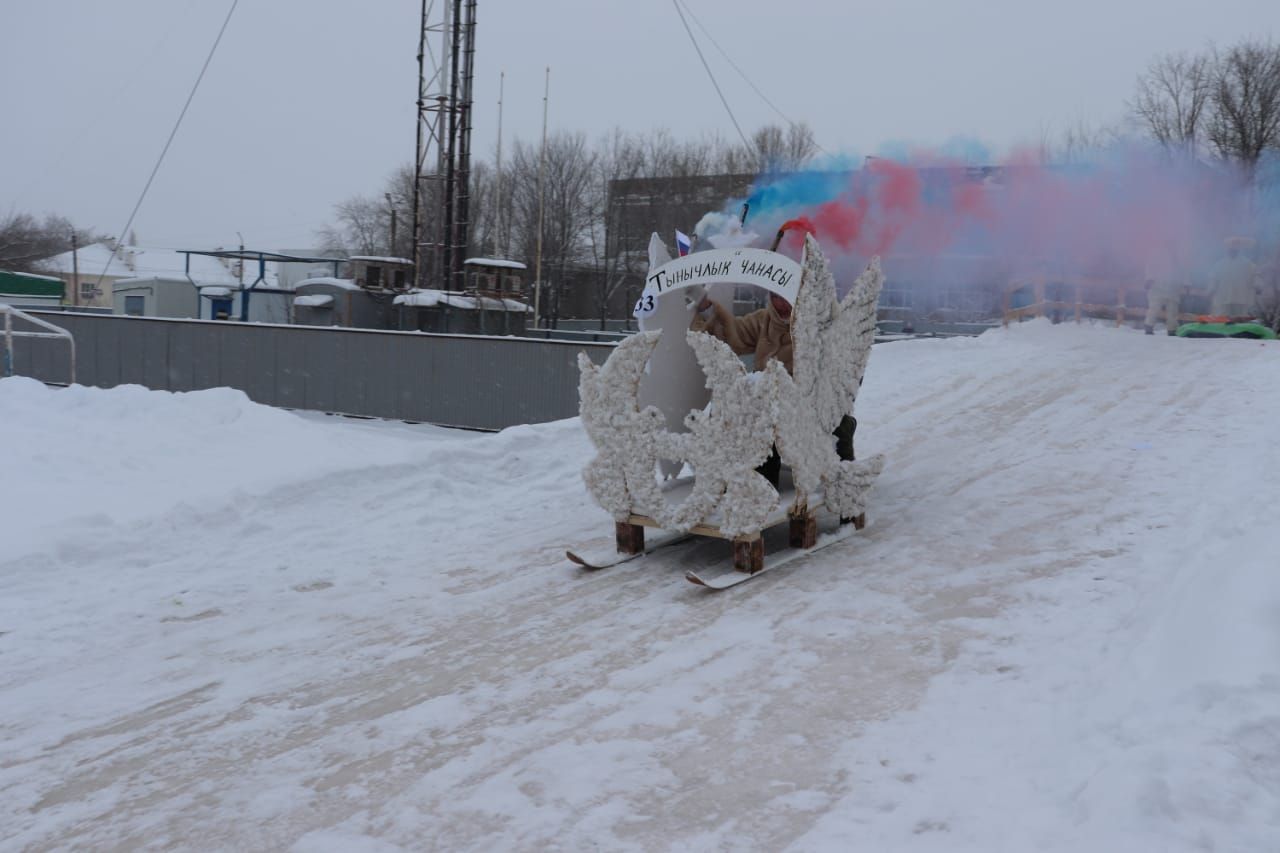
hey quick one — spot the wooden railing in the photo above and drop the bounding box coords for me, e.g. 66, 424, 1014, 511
1002, 274, 1201, 328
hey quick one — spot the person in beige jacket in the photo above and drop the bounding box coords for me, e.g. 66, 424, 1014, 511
692, 291, 857, 498
693, 291, 796, 373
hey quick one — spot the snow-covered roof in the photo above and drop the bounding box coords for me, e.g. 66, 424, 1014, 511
490, 297, 531, 312
296, 277, 360, 291
40, 244, 280, 288
294, 294, 334, 308
393, 289, 529, 312
463, 257, 527, 271
348, 255, 413, 265
199, 286, 232, 298
2, 270, 62, 283
393, 290, 441, 308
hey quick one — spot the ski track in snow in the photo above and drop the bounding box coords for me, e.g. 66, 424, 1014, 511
1, 321, 1278, 851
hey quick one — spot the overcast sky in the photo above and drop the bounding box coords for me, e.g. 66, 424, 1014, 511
2, 0, 1275, 252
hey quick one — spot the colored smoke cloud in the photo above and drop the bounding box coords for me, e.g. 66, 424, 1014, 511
699, 144, 1280, 301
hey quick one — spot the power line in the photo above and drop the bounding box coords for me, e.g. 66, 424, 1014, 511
97, 0, 240, 285
675, 0, 829, 156
670, 0, 753, 152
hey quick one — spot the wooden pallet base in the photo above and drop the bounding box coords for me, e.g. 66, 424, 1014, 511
619, 505, 864, 576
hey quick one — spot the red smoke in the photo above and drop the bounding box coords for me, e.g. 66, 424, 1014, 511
752, 145, 1259, 281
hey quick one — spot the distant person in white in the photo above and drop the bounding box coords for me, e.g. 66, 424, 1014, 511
1143, 241, 1189, 336
1209, 237, 1260, 321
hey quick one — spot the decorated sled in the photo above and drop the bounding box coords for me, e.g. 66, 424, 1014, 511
572, 232, 886, 587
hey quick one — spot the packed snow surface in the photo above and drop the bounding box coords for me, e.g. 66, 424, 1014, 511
1, 320, 1277, 851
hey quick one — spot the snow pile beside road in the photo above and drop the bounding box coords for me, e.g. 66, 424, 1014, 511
1, 321, 1278, 851
0, 379, 453, 562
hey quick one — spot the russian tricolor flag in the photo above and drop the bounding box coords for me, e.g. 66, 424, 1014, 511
675, 229, 692, 257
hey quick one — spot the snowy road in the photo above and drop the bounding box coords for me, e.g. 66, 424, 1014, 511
2, 321, 1278, 851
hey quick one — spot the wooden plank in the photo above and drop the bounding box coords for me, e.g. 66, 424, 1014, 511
732, 536, 764, 574
625, 514, 771, 541
615, 522, 645, 555
789, 512, 817, 548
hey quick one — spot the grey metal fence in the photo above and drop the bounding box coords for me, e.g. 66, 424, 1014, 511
11, 312, 615, 430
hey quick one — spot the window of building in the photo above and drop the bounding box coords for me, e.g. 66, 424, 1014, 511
124, 295, 145, 316
393, 269, 406, 289
366, 265, 382, 288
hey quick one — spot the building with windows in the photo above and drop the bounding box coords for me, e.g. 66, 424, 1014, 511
594, 166, 1011, 326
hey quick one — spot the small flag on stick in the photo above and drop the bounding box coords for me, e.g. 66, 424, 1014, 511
675, 230, 692, 257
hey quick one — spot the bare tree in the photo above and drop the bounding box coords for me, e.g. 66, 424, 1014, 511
1130, 51, 1212, 155
1206, 39, 1280, 178
752, 122, 818, 172
503, 131, 598, 323
316, 196, 385, 258
0, 212, 96, 273
1055, 117, 1123, 163
584, 129, 648, 327
318, 166, 420, 261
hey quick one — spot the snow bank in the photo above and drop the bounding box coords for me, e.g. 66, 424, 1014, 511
0, 378, 455, 562
2, 321, 1277, 851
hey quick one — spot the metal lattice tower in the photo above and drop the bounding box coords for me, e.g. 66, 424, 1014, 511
412, 0, 477, 290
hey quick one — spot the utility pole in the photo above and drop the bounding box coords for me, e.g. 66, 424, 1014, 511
70, 231, 80, 307
385, 193, 397, 254
236, 231, 245, 287
533, 66, 549, 329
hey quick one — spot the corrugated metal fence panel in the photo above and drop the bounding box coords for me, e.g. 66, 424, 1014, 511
9, 316, 76, 385
12, 313, 614, 430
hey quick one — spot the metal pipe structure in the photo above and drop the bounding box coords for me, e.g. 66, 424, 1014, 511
1, 305, 76, 384
411, 0, 429, 287
71, 231, 81, 308
412, 0, 450, 289
494, 70, 504, 257
411, 0, 477, 291
533, 66, 550, 328
452, 0, 477, 292
441, 0, 462, 291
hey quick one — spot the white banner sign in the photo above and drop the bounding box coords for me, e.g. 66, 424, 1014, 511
634, 248, 802, 317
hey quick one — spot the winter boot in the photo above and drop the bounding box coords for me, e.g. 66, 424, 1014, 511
756, 446, 781, 489
835, 415, 859, 524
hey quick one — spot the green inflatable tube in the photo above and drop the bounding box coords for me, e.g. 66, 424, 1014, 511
1175, 321, 1277, 339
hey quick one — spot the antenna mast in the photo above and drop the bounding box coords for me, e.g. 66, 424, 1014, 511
411, 0, 477, 290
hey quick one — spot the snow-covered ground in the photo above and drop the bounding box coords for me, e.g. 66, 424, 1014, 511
2, 320, 1277, 851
